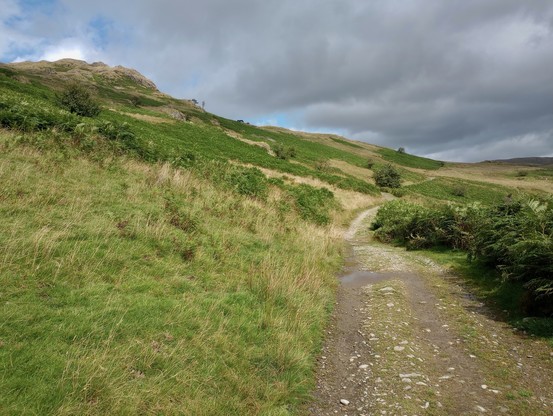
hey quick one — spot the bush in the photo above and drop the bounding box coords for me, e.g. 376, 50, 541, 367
272, 144, 296, 160
315, 159, 331, 172
372, 198, 553, 315
451, 185, 467, 197
374, 164, 402, 188
58, 84, 100, 117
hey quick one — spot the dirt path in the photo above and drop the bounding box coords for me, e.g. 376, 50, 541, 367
309, 206, 553, 416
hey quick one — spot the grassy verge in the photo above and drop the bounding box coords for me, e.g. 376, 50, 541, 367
0, 135, 343, 415
419, 248, 553, 344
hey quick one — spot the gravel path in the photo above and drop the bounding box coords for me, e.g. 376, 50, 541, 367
309, 206, 553, 416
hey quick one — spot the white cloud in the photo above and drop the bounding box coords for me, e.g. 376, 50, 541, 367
2, 0, 553, 161
39, 41, 88, 62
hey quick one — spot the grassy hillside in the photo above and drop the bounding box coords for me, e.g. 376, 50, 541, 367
0, 59, 551, 414
0, 135, 346, 414
0, 59, 382, 415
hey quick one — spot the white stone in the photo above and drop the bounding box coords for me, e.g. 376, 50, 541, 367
399, 373, 421, 378
359, 364, 369, 370
476, 405, 487, 412
394, 346, 405, 352
340, 399, 350, 406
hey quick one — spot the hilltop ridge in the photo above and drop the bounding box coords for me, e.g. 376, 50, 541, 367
2, 58, 159, 91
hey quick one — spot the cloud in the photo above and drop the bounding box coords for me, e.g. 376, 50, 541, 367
38, 40, 87, 62
1, 0, 553, 161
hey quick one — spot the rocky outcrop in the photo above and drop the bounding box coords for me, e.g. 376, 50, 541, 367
4, 59, 159, 92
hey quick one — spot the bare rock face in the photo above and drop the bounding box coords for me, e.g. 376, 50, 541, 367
112, 65, 158, 90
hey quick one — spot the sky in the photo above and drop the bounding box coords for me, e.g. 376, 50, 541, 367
1, 0, 552, 162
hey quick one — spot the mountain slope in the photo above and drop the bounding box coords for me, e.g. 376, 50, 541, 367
0, 59, 551, 415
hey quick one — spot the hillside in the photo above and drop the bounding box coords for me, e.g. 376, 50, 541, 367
486, 157, 553, 166
1, 59, 551, 415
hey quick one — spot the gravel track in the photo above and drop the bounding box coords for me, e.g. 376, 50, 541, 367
309, 206, 553, 416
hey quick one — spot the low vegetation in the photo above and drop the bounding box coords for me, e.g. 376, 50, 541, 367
377, 147, 444, 170
0, 65, 351, 415
405, 177, 513, 205
0, 132, 343, 415
371, 198, 553, 317
373, 164, 402, 188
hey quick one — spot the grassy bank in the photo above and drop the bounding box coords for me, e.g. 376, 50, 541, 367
0, 134, 342, 415
420, 249, 553, 345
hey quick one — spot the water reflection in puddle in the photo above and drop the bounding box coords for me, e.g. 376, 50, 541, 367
340, 270, 415, 288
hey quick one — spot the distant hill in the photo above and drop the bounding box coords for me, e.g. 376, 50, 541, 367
485, 157, 553, 166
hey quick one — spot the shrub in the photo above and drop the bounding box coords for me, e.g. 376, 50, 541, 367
373, 198, 553, 315
315, 159, 331, 172
58, 84, 100, 117
272, 144, 296, 160
374, 164, 401, 188
129, 95, 142, 107
366, 158, 376, 169
451, 185, 467, 197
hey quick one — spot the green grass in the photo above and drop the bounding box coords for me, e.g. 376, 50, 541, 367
0, 76, 379, 195
0, 66, 377, 414
0, 140, 342, 415
377, 148, 444, 170
329, 136, 364, 149
420, 248, 553, 341
513, 167, 553, 179
405, 177, 513, 205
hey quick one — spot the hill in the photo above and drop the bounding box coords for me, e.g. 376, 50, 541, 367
0, 59, 551, 415
485, 156, 553, 166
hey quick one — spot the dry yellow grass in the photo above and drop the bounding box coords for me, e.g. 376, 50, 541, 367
224, 129, 276, 156
113, 111, 173, 124
328, 159, 374, 182
428, 163, 552, 194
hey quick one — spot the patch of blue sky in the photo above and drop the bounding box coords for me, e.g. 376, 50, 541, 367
88, 15, 113, 49
1, 44, 40, 63
250, 112, 295, 127
17, 0, 59, 16
249, 111, 348, 137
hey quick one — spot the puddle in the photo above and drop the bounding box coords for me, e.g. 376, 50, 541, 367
341, 270, 392, 288
340, 270, 419, 288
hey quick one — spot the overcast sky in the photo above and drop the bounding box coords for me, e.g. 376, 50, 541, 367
1, 0, 552, 161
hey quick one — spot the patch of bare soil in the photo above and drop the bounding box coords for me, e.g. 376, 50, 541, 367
309, 207, 553, 415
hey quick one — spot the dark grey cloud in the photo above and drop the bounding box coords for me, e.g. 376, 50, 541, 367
2, 0, 553, 161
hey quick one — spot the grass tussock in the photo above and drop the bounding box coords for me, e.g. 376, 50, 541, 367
0, 138, 342, 415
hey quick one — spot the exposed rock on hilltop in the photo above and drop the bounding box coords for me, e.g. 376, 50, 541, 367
2, 58, 158, 91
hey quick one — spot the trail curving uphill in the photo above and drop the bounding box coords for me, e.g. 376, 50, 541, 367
309, 205, 553, 416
